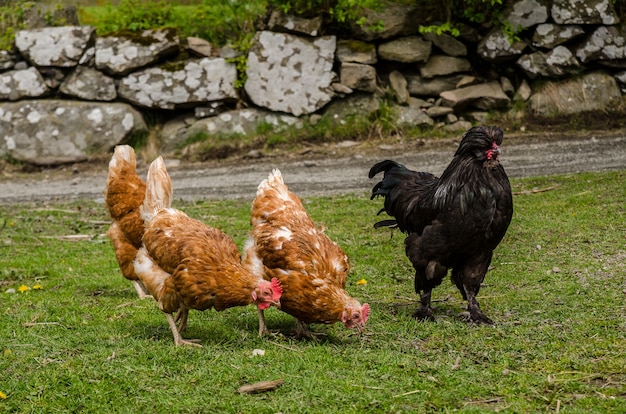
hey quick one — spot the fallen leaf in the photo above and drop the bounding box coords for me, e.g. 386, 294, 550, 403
237, 379, 284, 394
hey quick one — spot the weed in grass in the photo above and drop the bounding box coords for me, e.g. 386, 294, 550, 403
0, 170, 625, 412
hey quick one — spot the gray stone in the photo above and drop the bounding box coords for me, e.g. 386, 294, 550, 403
0, 100, 146, 164
349, 3, 421, 41
118, 57, 238, 110
532, 24, 585, 49
245, 31, 336, 116
186, 37, 212, 57
162, 108, 302, 153
576, 26, 626, 63
477, 29, 527, 62
406, 73, 465, 97
268, 11, 322, 37
378, 36, 431, 63
0, 67, 49, 101
59, 66, 117, 101
388, 70, 409, 104
0, 50, 17, 72
394, 100, 435, 128
419, 55, 471, 78
503, 0, 549, 30
425, 105, 454, 118
340, 62, 377, 93
514, 78, 532, 101
322, 93, 381, 124
440, 81, 510, 110
95, 28, 180, 76
551, 0, 619, 24
15, 26, 95, 67
517, 46, 581, 78
336, 40, 377, 64
422, 31, 467, 57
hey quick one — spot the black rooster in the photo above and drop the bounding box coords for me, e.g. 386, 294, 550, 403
369, 126, 513, 324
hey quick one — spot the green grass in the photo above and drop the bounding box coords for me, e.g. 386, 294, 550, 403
1, 170, 625, 413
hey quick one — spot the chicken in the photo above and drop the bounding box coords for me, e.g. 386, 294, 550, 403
104, 145, 150, 299
133, 156, 282, 346
369, 126, 513, 325
244, 169, 370, 339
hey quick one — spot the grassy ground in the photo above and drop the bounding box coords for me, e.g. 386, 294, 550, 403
0, 170, 624, 413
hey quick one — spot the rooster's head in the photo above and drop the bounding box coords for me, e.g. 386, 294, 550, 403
455, 126, 504, 161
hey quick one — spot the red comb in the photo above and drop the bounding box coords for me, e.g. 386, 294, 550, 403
270, 277, 283, 299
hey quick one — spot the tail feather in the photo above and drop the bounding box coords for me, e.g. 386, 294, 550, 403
141, 156, 173, 224
368, 159, 437, 232
108, 145, 135, 175
105, 145, 138, 197
257, 168, 290, 200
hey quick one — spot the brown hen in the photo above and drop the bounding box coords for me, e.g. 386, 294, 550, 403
104, 145, 150, 299
244, 169, 370, 339
133, 157, 282, 346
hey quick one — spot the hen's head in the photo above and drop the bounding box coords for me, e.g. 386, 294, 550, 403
455, 126, 504, 161
341, 302, 371, 332
252, 277, 283, 310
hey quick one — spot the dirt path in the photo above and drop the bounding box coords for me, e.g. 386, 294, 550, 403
0, 132, 624, 204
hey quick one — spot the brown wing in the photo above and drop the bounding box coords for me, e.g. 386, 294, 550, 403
141, 209, 258, 312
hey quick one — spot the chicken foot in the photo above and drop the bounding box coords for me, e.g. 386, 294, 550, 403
461, 286, 493, 325
166, 313, 202, 347
294, 319, 327, 340
413, 289, 435, 321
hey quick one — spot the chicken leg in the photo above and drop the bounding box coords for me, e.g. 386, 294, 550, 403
166, 313, 202, 347
413, 289, 435, 321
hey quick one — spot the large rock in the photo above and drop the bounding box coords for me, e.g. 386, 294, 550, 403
0, 67, 49, 100
422, 32, 467, 57
576, 26, 626, 63
440, 81, 510, 110
336, 40, 377, 64
95, 28, 180, 76
15, 26, 95, 67
551, 0, 619, 24
531, 24, 585, 49
419, 55, 472, 78
245, 31, 336, 116
59, 66, 117, 101
268, 11, 322, 37
0, 100, 147, 165
118, 58, 238, 110
529, 71, 622, 116
517, 46, 581, 79
349, 3, 421, 41
477, 29, 527, 62
406, 73, 466, 97
339, 62, 377, 93
162, 108, 302, 153
378, 36, 432, 63
503, 0, 549, 30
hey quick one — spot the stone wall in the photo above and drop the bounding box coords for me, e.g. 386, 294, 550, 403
1, 0, 625, 165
